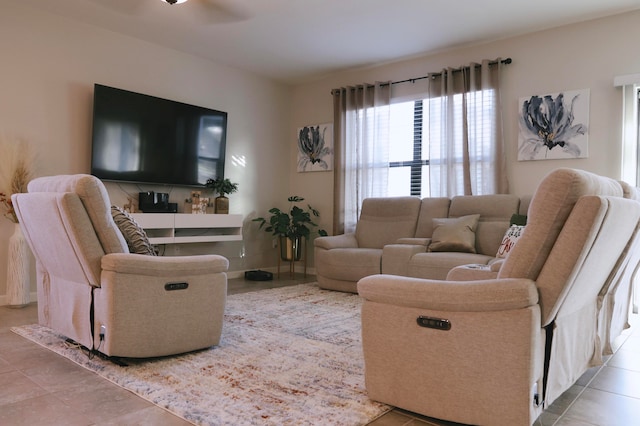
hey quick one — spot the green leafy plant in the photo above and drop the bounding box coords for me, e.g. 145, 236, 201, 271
253, 196, 327, 240
206, 178, 239, 197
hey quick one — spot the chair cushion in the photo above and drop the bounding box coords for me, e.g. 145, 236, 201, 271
499, 168, 623, 281
355, 197, 421, 249
28, 174, 128, 254
111, 206, 156, 256
428, 214, 480, 253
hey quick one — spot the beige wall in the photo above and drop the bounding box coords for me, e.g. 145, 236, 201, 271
0, 3, 293, 302
1, 4, 640, 302
290, 10, 640, 235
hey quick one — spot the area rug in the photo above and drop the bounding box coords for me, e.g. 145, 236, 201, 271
11, 283, 390, 426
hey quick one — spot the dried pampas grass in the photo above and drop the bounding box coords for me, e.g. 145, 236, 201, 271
0, 135, 35, 223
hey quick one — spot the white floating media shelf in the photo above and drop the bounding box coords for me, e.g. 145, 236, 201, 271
131, 213, 243, 244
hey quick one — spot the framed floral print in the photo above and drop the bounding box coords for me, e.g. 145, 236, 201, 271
518, 88, 589, 161
297, 123, 333, 172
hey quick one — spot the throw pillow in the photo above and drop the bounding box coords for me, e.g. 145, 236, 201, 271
111, 206, 157, 256
510, 213, 527, 226
428, 214, 480, 253
496, 224, 526, 259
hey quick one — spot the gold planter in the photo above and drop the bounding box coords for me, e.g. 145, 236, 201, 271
279, 236, 302, 261
215, 196, 229, 214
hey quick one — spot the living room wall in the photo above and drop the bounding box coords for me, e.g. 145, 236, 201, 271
2, 5, 639, 304
289, 9, 640, 235
0, 3, 294, 303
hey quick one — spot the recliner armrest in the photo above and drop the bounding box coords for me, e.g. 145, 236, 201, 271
314, 233, 359, 250
101, 253, 229, 277
358, 274, 538, 312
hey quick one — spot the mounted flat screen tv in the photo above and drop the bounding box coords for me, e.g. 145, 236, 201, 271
91, 84, 227, 187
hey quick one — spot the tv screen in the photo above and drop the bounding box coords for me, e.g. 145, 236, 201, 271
90, 84, 227, 187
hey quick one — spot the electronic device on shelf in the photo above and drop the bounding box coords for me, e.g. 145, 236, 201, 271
138, 191, 177, 213
90, 83, 227, 187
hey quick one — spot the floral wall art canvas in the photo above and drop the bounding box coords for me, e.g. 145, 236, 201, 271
297, 123, 333, 172
517, 88, 589, 161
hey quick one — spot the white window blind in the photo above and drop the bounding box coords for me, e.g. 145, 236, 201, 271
388, 88, 496, 197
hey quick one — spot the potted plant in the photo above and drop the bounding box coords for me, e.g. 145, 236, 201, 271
206, 177, 238, 214
253, 195, 327, 261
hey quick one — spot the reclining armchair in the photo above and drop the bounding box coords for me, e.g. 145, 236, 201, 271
13, 174, 228, 358
357, 168, 640, 426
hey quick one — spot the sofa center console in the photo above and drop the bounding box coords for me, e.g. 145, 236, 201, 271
130, 213, 243, 244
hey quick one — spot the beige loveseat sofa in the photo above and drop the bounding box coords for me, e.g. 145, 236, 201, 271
357, 168, 640, 426
314, 194, 528, 293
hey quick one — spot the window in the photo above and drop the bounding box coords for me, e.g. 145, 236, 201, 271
388, 88, 496, 198
388, 100, 428, 197
617, 75, 640, 186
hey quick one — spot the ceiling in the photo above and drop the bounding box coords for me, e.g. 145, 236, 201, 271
18, 0, 640, 85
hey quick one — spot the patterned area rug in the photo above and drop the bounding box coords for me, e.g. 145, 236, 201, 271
11, 283, 390, 425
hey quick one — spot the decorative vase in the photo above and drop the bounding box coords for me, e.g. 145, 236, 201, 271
279, 236, 302, 261
215, 196, 229, 214
6, 223, 31, 308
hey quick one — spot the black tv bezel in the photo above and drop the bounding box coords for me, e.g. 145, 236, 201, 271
90, 83, 228, 188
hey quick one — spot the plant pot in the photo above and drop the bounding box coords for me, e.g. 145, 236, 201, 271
279, 236, 302, 261
215, 196, 229, 214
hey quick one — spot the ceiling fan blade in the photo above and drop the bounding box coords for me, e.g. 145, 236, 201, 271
86, 0, 148, 15
186, 0, 252, 24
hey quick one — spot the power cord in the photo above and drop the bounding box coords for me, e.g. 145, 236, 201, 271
94, 325, 105, 356
63, 332, 128, 366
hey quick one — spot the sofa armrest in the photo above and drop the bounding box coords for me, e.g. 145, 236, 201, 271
101, 253, 229, 277
314, 233, 359, 250
382, 243, 427, 276
358, 274, 538, 312
395, 237, 431, 246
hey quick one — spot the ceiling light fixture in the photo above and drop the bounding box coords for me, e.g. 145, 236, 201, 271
162, 0, 188, 5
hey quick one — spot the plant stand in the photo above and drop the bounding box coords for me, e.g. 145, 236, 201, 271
277, 237, 306, 279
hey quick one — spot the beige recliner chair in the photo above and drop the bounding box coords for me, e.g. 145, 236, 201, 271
357, 168, 640, 426
13, 174, 228, 358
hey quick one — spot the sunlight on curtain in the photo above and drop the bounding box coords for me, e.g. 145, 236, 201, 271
332, 83, 390, 234
428, 59, 507, 197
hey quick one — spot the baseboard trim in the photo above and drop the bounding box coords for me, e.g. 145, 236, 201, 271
0, 291, 37, 307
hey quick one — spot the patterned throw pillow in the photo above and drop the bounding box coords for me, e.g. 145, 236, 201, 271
110, 206, 156, 256
496, 224, 526, 259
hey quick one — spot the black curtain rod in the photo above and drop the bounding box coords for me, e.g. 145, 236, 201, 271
390, 57, 511, 86
331, 57, 512, 94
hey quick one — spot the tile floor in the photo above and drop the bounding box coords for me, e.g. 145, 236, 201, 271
1, 275, 639, 425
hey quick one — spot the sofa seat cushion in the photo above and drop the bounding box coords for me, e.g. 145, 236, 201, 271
315, 247, 383, 282
407, 252, 495, 280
